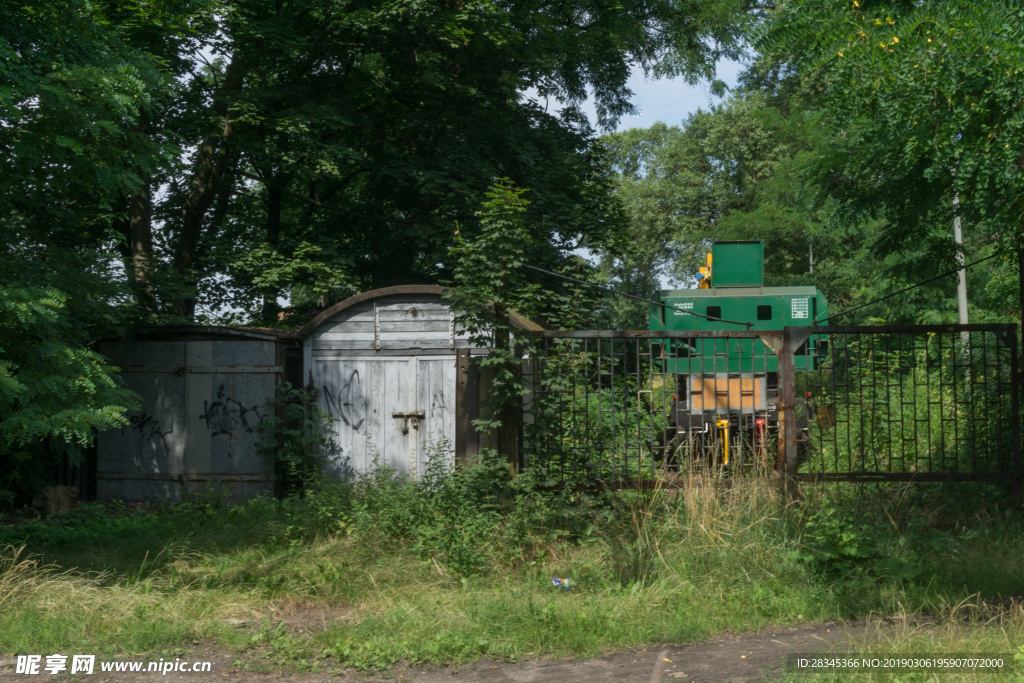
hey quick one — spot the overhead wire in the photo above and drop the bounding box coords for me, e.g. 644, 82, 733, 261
518, 263, 754, 329
819, 252, 1001, 323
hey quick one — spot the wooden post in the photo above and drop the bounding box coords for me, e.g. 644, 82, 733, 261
1018, 245, 1024, 348
779, 327, 812, 497
1011, 324, 1023, 506
493, 303, 519, 474
455, 349, 471, 467
777, 330, 793, 496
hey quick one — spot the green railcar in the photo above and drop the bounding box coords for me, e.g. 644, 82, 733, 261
649, 240, 829, 374
649, 241, 830, 464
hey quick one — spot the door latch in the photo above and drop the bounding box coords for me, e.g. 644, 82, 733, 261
392, 411, 426, 434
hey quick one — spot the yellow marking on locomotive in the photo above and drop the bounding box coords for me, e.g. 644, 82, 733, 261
698, 252, 712, 289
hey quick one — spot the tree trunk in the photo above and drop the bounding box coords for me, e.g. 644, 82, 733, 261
129, 178, 156, 311
173, 54, 247, 316
261, 182, 284, 321
114, 178, 156, 312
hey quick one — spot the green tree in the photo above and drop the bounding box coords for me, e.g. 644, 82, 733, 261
1, 0, 174, 502
760, 0, 1024, 313
7, 0, 752, 323
600, 54, 1021, 326
0, 258, 138, 501
599, 93, 837, 326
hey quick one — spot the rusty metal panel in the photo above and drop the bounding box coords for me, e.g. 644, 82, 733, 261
97, 341, 186, 501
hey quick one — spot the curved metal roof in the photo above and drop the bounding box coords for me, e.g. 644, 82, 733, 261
297, 284, 547, 338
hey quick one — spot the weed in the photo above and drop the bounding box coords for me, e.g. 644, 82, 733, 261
257, 383, 337, 495
0, 460, 1021, 672
790, 504, 878, 577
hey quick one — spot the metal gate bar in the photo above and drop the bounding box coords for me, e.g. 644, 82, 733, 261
524, 330, 780, 486
521, 325, 1021, 489
792, 324, 1019, 483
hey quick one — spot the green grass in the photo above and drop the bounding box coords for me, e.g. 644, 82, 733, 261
767, 605, 1024, 682
1, 461, 1022, 674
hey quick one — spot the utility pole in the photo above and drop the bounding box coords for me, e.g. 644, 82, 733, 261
952, 190, 969, 348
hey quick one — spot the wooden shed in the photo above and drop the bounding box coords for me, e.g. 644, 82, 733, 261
300, 285, 541, 480
91, 286, 539, 502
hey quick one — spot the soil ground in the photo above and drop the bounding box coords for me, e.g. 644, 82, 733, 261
0, 620, 882, 683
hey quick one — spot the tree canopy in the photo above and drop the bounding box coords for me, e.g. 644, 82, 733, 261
0, 0, 750, 493
4, 0, 752, 321
761, 0, 1024, 260
598, 40, 1021, 328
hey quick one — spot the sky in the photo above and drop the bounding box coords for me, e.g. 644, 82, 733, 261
579, 59, 745, 133
554, 59, 746, 290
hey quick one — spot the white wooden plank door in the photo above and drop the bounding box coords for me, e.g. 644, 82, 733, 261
317, 355, 455, 479
415, 358, 456, 477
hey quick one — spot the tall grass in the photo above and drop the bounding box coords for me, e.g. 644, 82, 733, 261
0, 544, 262, 653
0, 460, 1021, 672
770, 599, 1024, 682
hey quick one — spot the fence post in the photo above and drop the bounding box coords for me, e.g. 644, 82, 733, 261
1011, 327, 1022, 505
777, 330, 794, 496
779, 327, 812, 497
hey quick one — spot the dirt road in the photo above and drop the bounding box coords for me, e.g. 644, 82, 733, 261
0, 621, 867, 682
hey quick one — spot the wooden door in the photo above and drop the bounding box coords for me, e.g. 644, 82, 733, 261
414, 357, 456, 477
316, 355, 455, 479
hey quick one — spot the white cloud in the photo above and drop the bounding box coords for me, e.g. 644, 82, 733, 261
578, 58, 744, 132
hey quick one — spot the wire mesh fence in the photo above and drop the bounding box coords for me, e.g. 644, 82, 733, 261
521, 325, 1021, 488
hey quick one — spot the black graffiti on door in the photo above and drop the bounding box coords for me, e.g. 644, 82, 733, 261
322, 369, 366, 430
198, 384, 264, 436
124, 411, 172, 454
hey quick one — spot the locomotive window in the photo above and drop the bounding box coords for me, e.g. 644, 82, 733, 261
706, 305, 721, 320
757, 305, 772, 320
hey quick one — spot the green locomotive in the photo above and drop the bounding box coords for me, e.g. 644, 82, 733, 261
649, 240, 829, 463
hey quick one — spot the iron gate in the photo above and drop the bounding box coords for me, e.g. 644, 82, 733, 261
522, 325, 1021, 488
796, 324, 1021, 483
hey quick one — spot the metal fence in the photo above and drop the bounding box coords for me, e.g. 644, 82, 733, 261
522, 325, 1021, 489
799, 324, 1021, 483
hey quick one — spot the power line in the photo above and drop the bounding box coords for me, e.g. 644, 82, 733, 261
819, 253, 1001, 322
519, 263, 753, 329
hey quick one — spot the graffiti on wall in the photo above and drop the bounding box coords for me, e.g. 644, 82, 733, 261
124, 411, 173, 454
198, 384, 265, 437
321, 369, 366, 430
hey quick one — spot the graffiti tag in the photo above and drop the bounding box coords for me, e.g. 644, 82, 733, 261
198, 384, 264, 437
321, 369, 366, 430
124, 411, 172, 454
